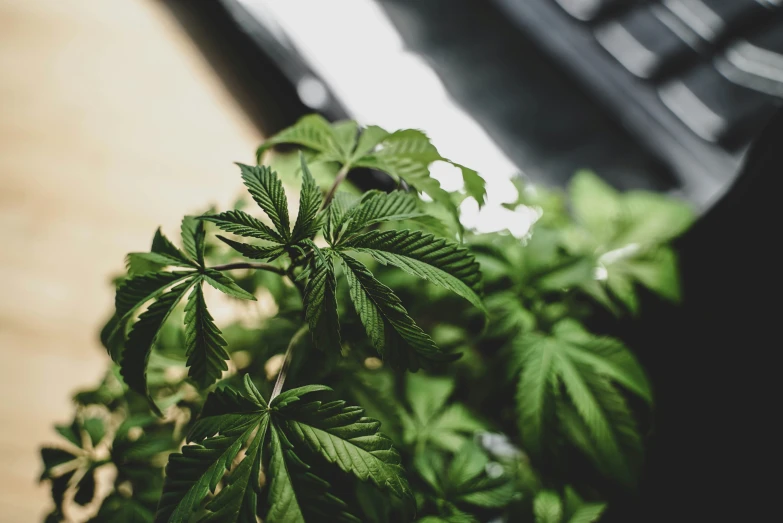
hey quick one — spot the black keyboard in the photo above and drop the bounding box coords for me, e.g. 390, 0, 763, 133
493, 0, 783, 206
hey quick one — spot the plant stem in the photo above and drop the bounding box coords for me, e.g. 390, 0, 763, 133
270, 324, 310, 400
320, 162, 352, 211
210, 262, 286, 275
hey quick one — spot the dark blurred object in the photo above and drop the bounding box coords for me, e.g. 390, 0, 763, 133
169, 0, 782, 210
608, 107, 783, 522
492, 0, 783, 206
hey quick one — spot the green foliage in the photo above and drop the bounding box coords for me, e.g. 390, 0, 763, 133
533, 487, 606, 523
565, 170, 694, 313
400, 373, 487, 453
110, 218, 255, 415
513, 320, 649, 485
339, 252, 457, 371
256, 115, 487, 230
41, 116, 694, 522
340, 229, 484, 312
303, 251, 341, 355
419, 440, 516, 507
157, 376, 409, 522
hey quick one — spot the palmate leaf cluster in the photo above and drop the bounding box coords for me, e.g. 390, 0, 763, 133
41, 116, 694, 522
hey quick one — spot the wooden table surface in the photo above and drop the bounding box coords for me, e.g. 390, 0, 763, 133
0, 1, 263, 520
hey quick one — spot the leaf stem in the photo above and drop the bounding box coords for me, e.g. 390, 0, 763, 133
320, 162, 352, 210
270, 324, 310, 400
210, 262, 286, 275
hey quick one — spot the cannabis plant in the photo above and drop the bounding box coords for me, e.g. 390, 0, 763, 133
40, 115, 693, 522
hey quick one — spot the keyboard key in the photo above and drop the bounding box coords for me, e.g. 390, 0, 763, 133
658, 62, 777, 144
553, 0, 624, 20
595, 4, 702, 78
721, 22, 783, 92
662, 0, 777, 43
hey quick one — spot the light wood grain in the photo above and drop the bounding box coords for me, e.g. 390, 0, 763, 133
0, 0, 263, 520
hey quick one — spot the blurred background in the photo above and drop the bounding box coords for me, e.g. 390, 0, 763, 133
1, 0, 781, 520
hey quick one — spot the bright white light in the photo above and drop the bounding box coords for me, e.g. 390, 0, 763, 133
238, 0, 522, 232
461, 198, 539, 238
296, 76, 329, 109
429, 161, 464, 193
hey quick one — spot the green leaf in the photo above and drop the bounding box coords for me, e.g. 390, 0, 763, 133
353, 129, 453, 207
561, 337, 651, 402
400, 374, 486, 452
446, 441, 514, 509
125, 252, 187, 275
157, 418, 265, 523
151, 227, 196, 268
615, 192, 694, 246
336, 190, 422, 240
340, 191, 422, 237
332, 120, 359, 159
121, 278, 198, 416
563, 486, 606, 523
216, 235, 286, 262
265, 423, 360, 523
485, 292, 536, 338
558, 365, 643, 485
256, 114, 341, 162
426, 404, 487, 452
568, 504, 607, 523
324, 192, 359, 244
416, 517, 474, 523
513, 324, 649, 484
184, 284, 229, 389
405, 372, 454, 425
89, 494, 154, 523
418, 441, 514, 514
455, 164, 486, 207
606, 273, 638, 314
200, 424, 265, 523
622, 246, 681, 302
291, 154, 323, 242
352, 128, 484, 221
355, 154, 454, 220
536, 257, 596, 292
83, 417, 105, 447
351, 125, 389, 161
238, 163, 290, 240
515, 336, 557, 455
157, 378, 269, 523
371, 129, 441, 163
273, 386, 413, 502
180, 216, 206, 267
54, 420, 81, 448
264, 425, 306, 523
201, 210, 284, 244
534, 490, 563, 523
404, 214, 453, 238
567, 172, 692, 311
303, 252, 341, 355
342, 230, 484, 312
348, 369, 406, 443
115, 271, 195, 319
203, 270, 257, 301
271, 384, 333, 410
338, 253, 456, 371
40, 447, 79, 481
157, 379, 402, 522
569, 171, 622, 242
